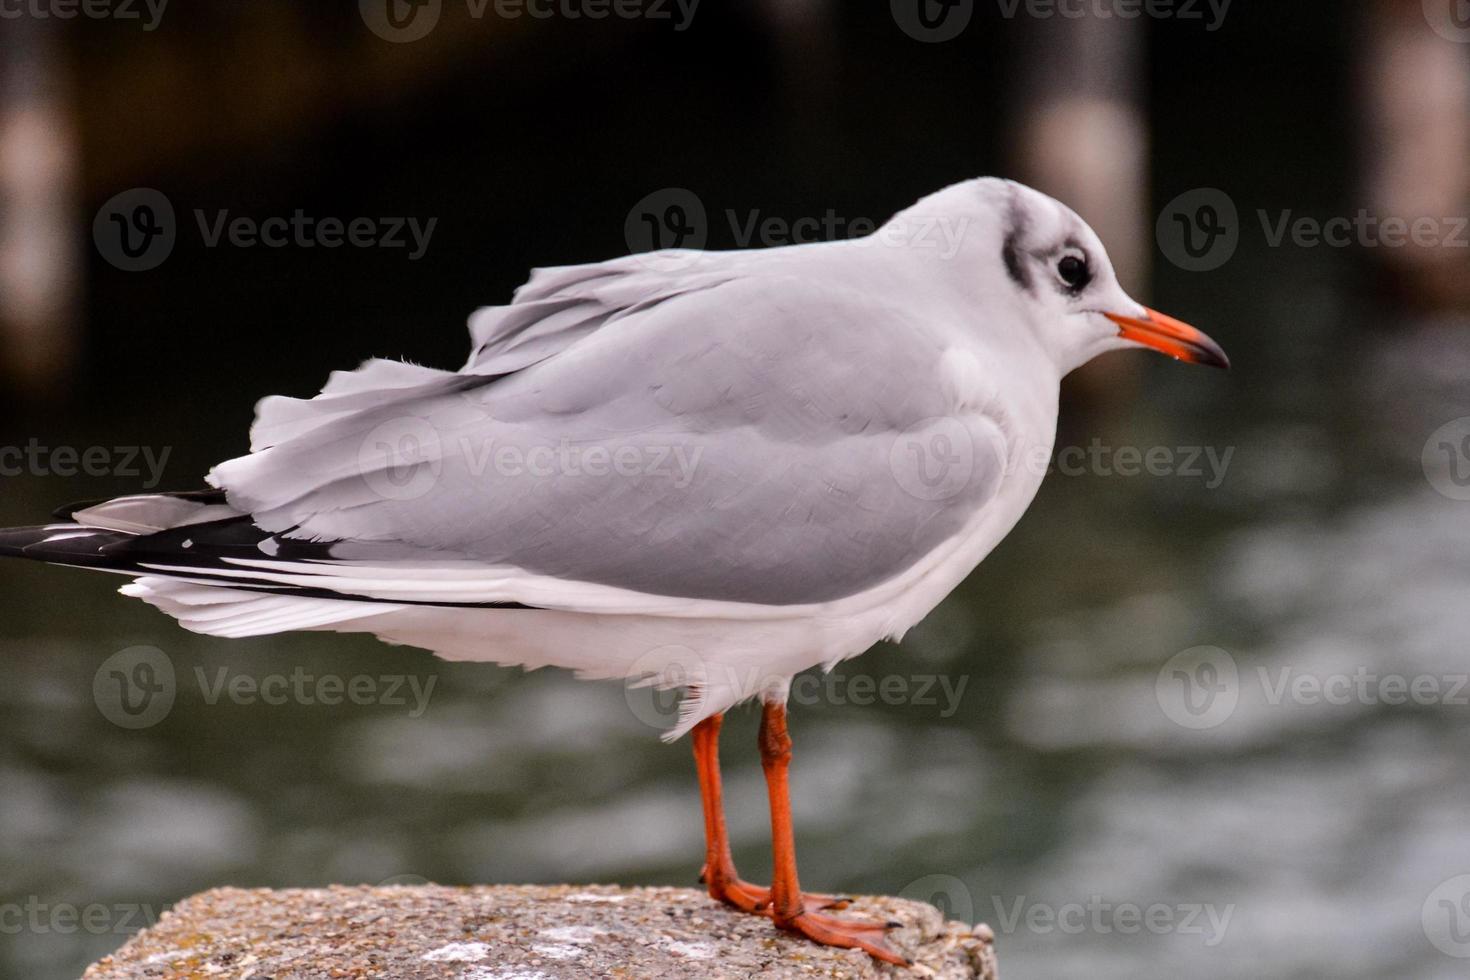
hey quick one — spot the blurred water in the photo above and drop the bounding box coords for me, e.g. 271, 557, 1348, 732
3, 307, 1470, 980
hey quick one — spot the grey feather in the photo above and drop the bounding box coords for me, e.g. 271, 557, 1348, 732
210, 255, 1009, 606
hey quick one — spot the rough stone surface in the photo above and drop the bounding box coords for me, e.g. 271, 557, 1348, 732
84, 884, 1000, 979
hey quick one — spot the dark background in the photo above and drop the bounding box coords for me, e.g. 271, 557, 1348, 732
3, 2, 1470, 978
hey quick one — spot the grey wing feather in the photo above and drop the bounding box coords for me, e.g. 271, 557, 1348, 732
463, 253, 737, 377
210, 264, 1008, 606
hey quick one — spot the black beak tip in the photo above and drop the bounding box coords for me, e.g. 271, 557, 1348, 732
1187, 336, 1231, 371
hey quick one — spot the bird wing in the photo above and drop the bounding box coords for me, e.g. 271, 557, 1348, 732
203, 264, 1012, 609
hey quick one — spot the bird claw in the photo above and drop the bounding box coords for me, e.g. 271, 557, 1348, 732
702, 871, 849, 915
700, 868, 904, 964
773, 908, 910, 966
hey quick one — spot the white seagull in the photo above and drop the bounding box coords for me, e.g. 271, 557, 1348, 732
0, 177, 1226, 964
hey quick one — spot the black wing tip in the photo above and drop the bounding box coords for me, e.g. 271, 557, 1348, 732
0, 524, 134, 564
0, 525, 48, 558
8, 496, 546, 612
0, 521, 540, 611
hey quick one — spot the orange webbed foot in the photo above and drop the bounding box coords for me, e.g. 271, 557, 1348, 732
700, 868, 851, 915
773, 908, 910, 966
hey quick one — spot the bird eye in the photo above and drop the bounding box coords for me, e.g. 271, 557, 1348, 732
1057, 253, 1091, 291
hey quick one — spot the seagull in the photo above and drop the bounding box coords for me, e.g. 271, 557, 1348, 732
0, 177, 1226, 964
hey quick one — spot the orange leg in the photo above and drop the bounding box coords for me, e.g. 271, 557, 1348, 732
757, 702, 909, 966
691, 714, 850, 916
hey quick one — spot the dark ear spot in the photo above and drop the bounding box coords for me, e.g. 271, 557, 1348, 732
1002, 196, 1032, 292
1003, 233, 1028, 289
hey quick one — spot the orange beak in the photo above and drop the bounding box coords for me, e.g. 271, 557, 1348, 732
1104, 307, 1230, 370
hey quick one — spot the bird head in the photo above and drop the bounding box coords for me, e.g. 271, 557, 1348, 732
897, 178, 1230, 376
